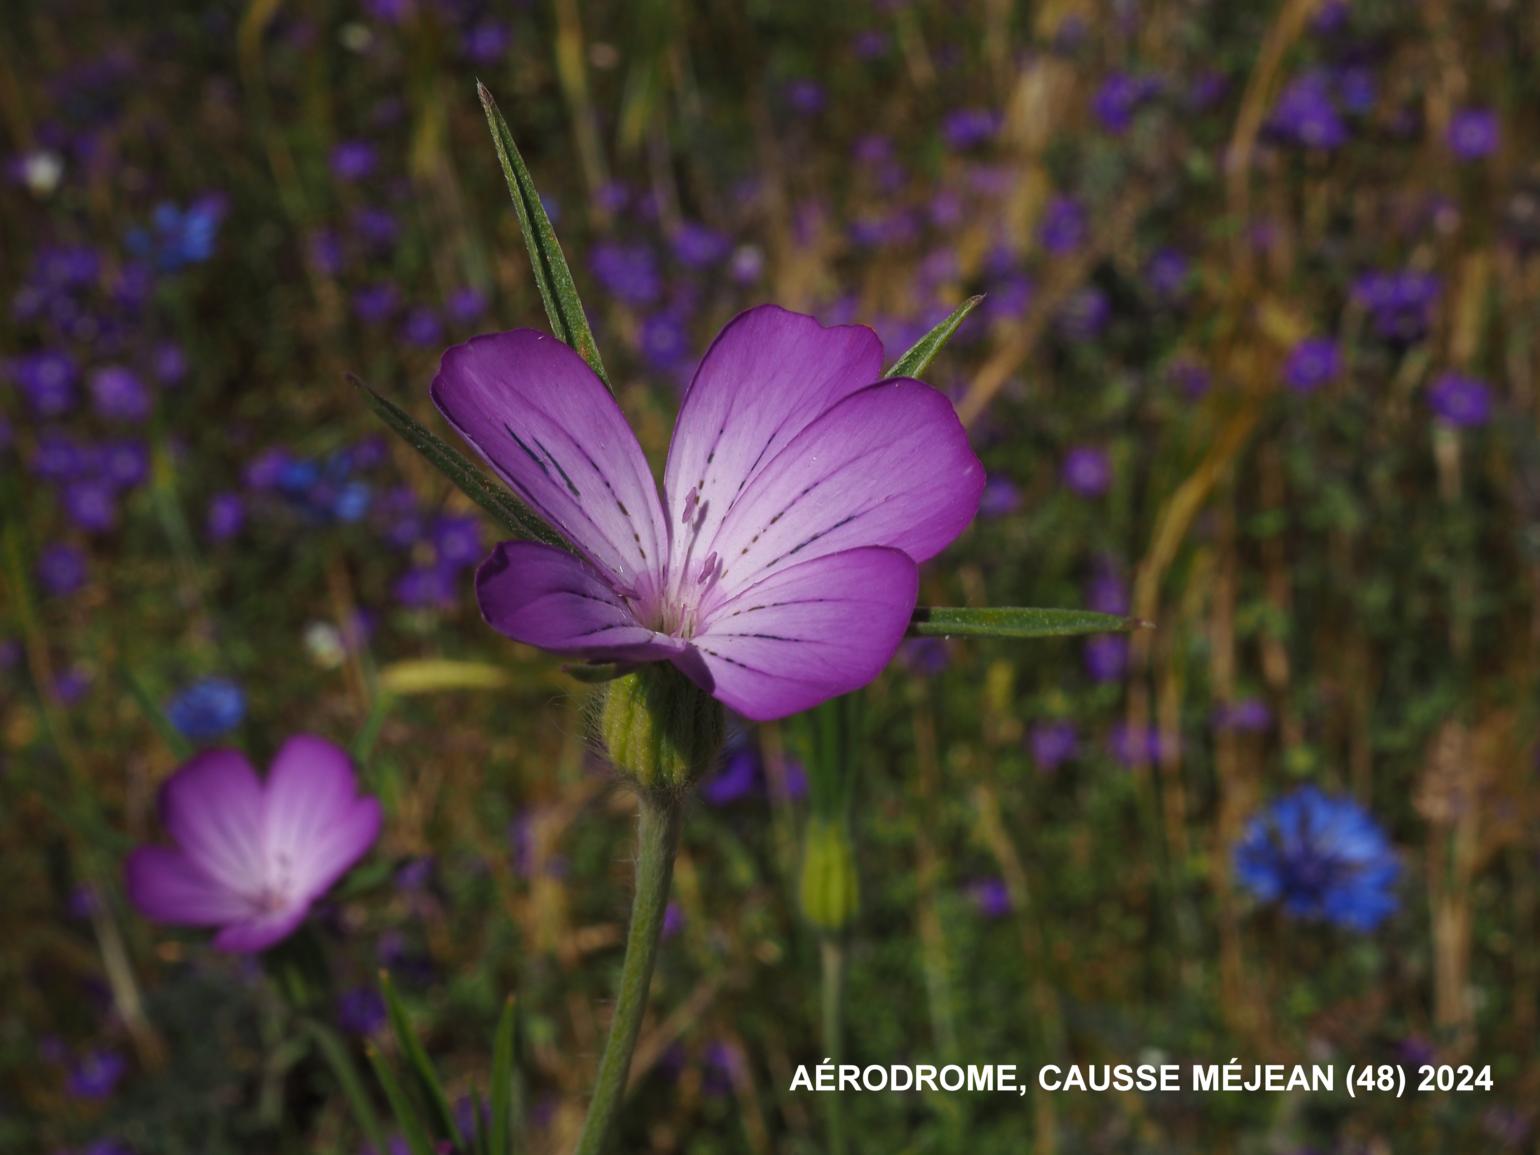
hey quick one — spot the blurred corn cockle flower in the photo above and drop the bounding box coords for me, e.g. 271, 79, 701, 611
431, 305, 985, 722
125, 736, 381, 952
1234, 786, 1399, 931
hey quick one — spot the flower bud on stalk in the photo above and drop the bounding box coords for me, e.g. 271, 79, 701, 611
600, 666, 725, 792
800, 816, 861, 933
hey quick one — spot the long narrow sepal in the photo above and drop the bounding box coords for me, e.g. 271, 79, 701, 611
907, 606, 1149, 639
350, 373, 565, 548
885, 295, 983, 378
478, 82, 611, 389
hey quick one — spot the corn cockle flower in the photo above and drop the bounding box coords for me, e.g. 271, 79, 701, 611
125, 736, 381, 952
432, 305, 985, 722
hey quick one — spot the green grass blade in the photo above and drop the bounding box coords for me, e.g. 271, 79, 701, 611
350, 374, 565, 548
907, 606, 1148, 640
489, 996, 516, 1155
364, 1044, 436, 1155
302, 1020, 390, 1155
469, 1087, 489, 1155
885, 295, 983, 378
380, 972, 464, 1150
478, 82, 610, 389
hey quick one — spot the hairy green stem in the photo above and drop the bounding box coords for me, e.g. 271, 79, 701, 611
820, 938, 849, 1155
574, 792, 684, 1155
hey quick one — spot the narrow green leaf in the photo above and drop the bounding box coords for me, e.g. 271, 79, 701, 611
469, 1087, 489, 1155
907, 606, 1148, 640
885, 295, 983, 378
365, 1045, 436, 1155
380, 972, 464, 1150
302, 1020, 390, 1155
350, 374, 564, 548
116, 665, 192, 759
489, 996, 517, 1155
478, 82, 610, 389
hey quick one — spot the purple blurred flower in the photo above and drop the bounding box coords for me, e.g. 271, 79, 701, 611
55, 665, 93, 706
783, 79, 826, 116
702, 741, 759, 806
401, 307, 443, 348
1353, 269, 1440, 343
337, 987, 387, 1036
392, 563, 457, 608
589, 242, 661, 306
463, 19, 513, 64
1085, 565, 1130, 615
62, 478, 118, 533
447, 286, 489, 325
978, 473, 1021, 518
353, 284, 401, 325
661, 901, 684, 939
1093, 74, 1159, 133
1447, 108, 1499, 160
729, 245, 765, 285
351, 207, 399, 249
1107, 722, 1170, 767
669, 222, 729, 268
126, 736, 382, 952
966, 877, 1012, 918
1145, 248, 1191, 301
1038, 196, 1086, 254
1062, 446, 1112, 497
942, 108, 999, 150
431, 306, 984, 721
1084, 634, 1128, 682
431, 515, 483, 568
896, 636, 950, 677
37, 542, 87, 596
1427, 372, 1492, 428
67, 1049, 126, 1100
88, 366, 151, 422
639, 312, 689, 373
1214, 698, 1272, 733
1029, 721, 1078, 771
1283, 337, 1341, 392
99, 440, 149, 488
330, 140, 378, 182
14, 350, 77, 416
1269, 73, 1347, 149
205, 492, 246, 542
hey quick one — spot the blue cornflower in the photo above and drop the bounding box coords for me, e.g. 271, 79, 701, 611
1235, 787, 1399, 931
165, 677, 246, 741
127, 196, 225, 271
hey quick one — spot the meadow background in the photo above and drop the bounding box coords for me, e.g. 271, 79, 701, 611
4, 0, 1540, 1151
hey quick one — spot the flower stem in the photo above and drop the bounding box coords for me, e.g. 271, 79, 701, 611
574, 791, 684, 1155
820, 938, 848, 1155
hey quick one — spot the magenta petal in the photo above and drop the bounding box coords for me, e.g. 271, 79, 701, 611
262, 735, 381, 901
476, 541, 689, 661
212, 905, 310, 954
125, 847, 251, 925
158, 749, 266, 897
681, 546, 920, 721
664, 306, 883, 580
431, 330, 669, 595
705, 378, 984, 597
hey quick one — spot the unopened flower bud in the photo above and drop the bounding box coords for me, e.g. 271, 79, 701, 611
599, 666, 724, 793
799, 816, 860, 933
